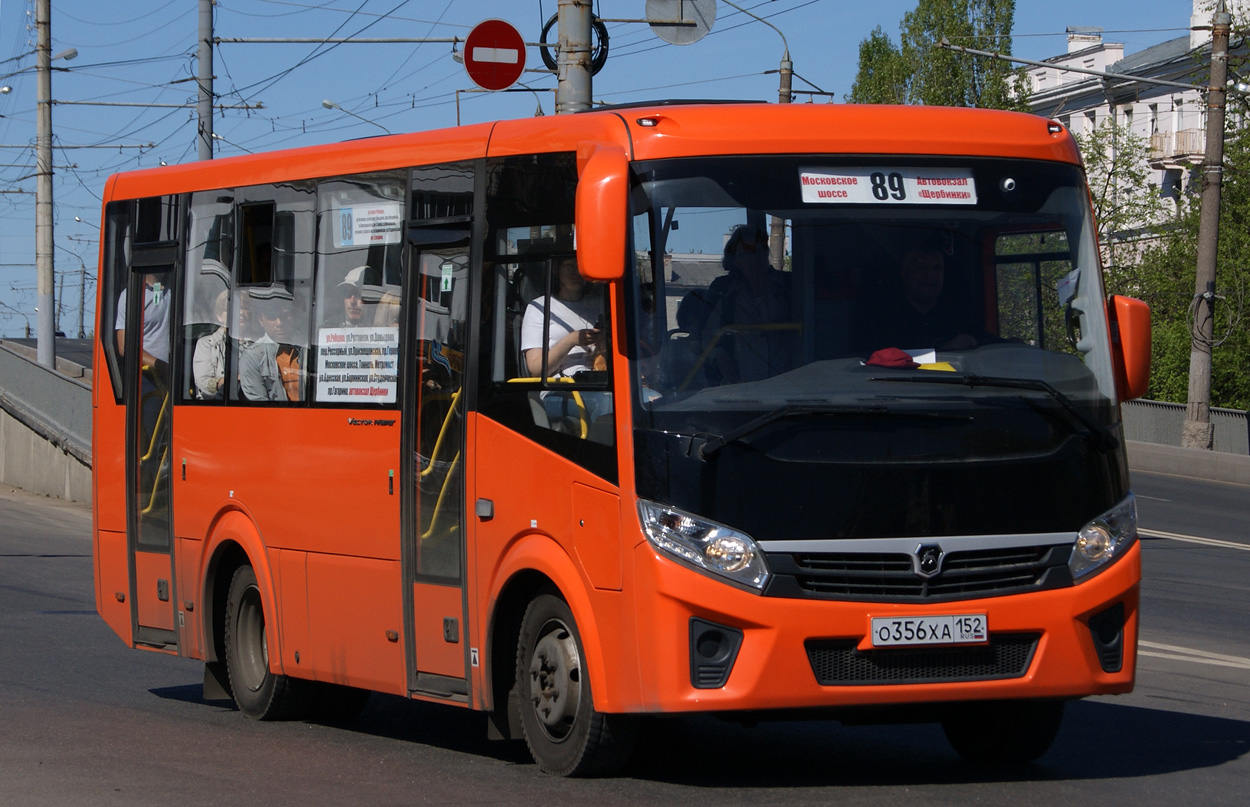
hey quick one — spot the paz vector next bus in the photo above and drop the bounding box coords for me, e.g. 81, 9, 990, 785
93, 101, 1151, 776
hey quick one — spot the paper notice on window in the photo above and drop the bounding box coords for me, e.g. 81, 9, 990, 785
800, 167, 977, 205
316, 326, 399, 403
1057, 268, 1081, 307
336, 202, 402, 247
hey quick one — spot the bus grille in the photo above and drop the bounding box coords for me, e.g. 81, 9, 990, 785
805, 633, 1039, 686
768, 544, 1072, 603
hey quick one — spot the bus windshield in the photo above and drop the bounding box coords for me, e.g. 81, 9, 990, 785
629, 155, 1126, 543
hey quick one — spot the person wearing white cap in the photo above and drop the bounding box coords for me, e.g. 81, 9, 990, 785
336, 266, 369, 327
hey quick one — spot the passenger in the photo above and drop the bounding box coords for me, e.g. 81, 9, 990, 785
701, 225, 793, 384
335, 266, 369, 327
520, 257, 610, 426
859, 235, 981, 354
239, 295, 304, 402
115, 272, 172, 371
192, 289, 230, 399
373, 289, 401, 328
521, 257, 605, 378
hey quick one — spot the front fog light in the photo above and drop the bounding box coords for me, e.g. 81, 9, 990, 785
1069, 494, 1137, 580
638, 500, 770, 590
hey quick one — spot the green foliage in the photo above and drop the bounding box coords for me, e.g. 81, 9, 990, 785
1073, 120, 1170, 274
1114, 125, 1250, 411
847, 26, 908, 105
847, 0, 1029, 110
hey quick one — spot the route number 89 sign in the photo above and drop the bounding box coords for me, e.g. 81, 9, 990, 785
800, 166, 978, 205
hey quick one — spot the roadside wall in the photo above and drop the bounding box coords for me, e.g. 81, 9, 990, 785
0, 342, 92, 504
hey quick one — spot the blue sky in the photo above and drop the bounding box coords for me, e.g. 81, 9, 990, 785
0, 1, 1200, 338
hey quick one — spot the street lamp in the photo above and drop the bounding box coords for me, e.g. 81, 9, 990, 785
321, 99, 391, 135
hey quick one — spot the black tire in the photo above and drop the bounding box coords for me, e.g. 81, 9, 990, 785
515, 593, 636, 776
942, 699, 1066, 766
223, 565, 312, 720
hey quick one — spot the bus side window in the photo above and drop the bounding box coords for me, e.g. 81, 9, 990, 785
227, 182, 316, 404
311, 172, 406, 407
477, 153, 616, 482
100, 201, 132, 403
181, 192, 234, 402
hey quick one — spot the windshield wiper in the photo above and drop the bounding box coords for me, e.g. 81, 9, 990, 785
870, 373, 1119, 452
697, 403, 900, 459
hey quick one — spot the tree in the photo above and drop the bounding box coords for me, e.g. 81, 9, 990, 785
1112, 124, 1250, 411
848, 0, 1029, 111
1073, 120, 1170, 285
847, 27, 908, 105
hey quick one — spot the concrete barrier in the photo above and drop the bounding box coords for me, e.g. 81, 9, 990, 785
0, 341, 92, 504
1127, 440, 1250, 487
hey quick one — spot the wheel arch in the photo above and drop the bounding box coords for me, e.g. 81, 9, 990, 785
199, 507, 277, 671
484, 533, 612, 724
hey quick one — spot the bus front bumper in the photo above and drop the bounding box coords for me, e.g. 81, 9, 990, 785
626, 540, 1139, 714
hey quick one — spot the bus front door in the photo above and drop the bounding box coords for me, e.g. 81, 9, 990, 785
402, 240, 472, 700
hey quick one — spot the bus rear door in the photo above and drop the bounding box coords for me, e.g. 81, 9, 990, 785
123, 195, 181, 650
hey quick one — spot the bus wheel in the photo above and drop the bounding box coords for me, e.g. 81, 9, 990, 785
224, 565, 311, 720
515, 594, 636, 776
942, 699, 1065, 766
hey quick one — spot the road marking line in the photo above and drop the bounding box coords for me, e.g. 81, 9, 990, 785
1139, 528, 1250, 551
1139, 640, 1250, 665
1138, 650, 1250, 670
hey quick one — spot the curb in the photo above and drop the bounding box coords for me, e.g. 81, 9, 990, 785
1127, 440, 1250, 487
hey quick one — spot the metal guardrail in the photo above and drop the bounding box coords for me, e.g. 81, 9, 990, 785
0, 340, 92, 466
1122, 398, 1249, 456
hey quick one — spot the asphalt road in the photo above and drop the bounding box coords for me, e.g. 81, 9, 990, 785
1, 470, 1247, 806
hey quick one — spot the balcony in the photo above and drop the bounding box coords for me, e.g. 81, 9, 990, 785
1149, 129, 1206, 168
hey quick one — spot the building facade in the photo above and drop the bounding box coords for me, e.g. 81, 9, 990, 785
1025, 1, 1245, 219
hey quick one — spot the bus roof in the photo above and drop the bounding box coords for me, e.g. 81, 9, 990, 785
103, 103, 1080, 203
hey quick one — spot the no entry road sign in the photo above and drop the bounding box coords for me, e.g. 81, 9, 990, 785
463, 19, 526, 91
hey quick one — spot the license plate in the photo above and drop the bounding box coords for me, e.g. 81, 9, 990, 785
870, 614, 988, 647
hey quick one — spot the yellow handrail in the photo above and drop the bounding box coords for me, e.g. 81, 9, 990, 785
508, 376, 589, 437
418, 389, 461, 480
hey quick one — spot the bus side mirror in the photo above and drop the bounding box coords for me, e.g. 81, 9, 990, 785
1108, 295, 1151, 401
575, 143, 628, 281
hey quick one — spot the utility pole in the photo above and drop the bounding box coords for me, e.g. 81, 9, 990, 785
1182, 1, 1231, 450
35, 0, 55, 368
197, 0, 214, 160
555, 0, 593, 113
724, 0, 793, 269
78, 261, 86, 338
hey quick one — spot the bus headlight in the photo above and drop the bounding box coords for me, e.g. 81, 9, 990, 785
637, 500, 770, 590
1069, 493, 1137, 580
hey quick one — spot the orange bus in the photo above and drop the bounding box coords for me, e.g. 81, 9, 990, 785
93, 102, 1152, 776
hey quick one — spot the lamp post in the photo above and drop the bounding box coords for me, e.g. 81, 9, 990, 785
321, 99, 391, 135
